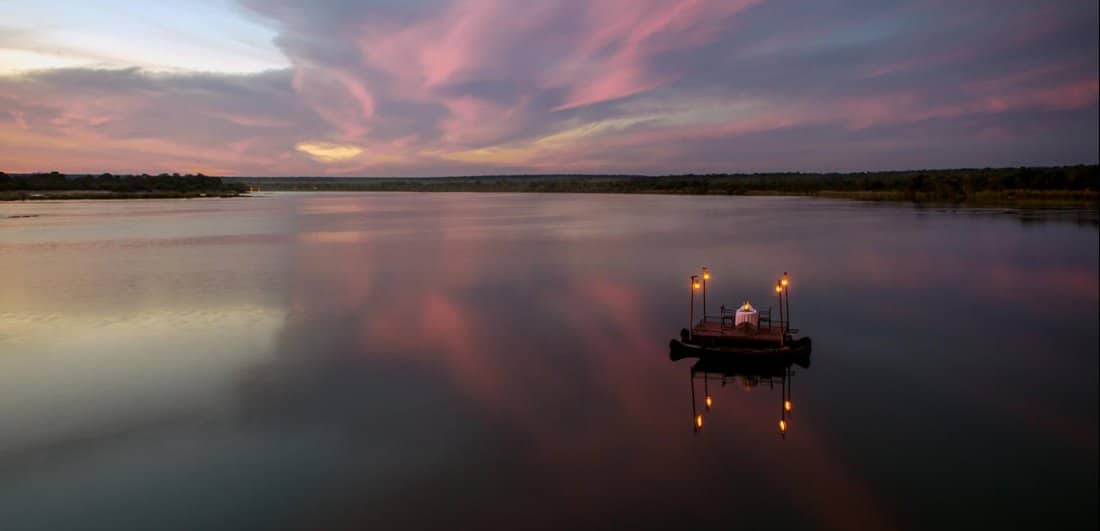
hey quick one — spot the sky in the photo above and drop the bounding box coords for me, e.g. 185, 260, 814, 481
0, 0, 1097, 177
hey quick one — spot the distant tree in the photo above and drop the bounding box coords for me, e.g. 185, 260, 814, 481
909, 173, 927, 192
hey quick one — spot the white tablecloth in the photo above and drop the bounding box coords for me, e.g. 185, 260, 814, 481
735, 308, 759, 327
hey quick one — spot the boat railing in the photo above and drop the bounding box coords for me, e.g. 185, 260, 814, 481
706, 307, 792, 333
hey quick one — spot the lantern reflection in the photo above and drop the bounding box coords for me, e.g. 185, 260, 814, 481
683, 354, 809, 439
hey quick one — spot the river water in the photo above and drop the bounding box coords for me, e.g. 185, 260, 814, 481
1, 193, 1097, 530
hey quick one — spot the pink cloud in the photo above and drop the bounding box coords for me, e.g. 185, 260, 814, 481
208, 112, 294, 128
357, 0, 758, 130
861, 46, 980, 79
291, 66, 373, 140
7, 110, 28, 130
552, 0, 758, 110
357, 0, 557, 94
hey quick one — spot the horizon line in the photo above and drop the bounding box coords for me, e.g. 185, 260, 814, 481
5, 163, 1098, 180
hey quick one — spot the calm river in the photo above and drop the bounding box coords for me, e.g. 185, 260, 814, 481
1, 193, 1097, 530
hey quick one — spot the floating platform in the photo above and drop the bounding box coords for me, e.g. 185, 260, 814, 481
688, 320, 787, 348
673, 270, 809, 363
671, 316, 811, 361
669, 337, 812, 361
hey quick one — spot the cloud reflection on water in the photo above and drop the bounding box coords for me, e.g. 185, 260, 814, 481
0, 193, 1095, 530
226, 193, 909, 529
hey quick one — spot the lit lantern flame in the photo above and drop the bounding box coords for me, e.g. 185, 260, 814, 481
784, 400, 792, 412
775, 283, 783, 293
705, 395, 713, 409
695, 414, 704, 429
781, 272, 789, 287
693, 282, 701, 290
778, 419, 787, 432
703, 272, 710, 280
742, 302, 751, 311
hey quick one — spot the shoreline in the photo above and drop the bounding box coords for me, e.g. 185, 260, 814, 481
221, 165, 1099, 205
0, 190, 245, 201
3, 188, 1096, 208
5, 166, 1094, 205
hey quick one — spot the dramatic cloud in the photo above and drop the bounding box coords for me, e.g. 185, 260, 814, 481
1, 0, 1097, 175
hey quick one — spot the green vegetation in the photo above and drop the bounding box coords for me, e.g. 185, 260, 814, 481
226, 165, 1098, 204
0, 172, 248, 200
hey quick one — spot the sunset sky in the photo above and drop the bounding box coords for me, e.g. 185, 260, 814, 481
1, 0, 1097, 177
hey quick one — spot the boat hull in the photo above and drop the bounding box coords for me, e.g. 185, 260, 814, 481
669, 337, 812, 363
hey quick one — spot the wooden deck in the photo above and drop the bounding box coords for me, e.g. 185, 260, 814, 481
690, 319, 786, 347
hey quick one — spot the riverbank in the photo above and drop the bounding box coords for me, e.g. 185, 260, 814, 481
1, 190, 245, 200
792, 189, 1098, 205
225, 165, 1098, 204
0, 172, 248, 201
6, 188, 1096, 208
4, 166, 1095, 204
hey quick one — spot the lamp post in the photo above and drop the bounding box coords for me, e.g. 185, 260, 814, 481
781, 272, 790, 333
701, 267, 709, 321
689, 275, 699, 339
775, 282, 784, 332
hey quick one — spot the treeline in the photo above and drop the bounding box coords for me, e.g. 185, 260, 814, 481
0, 172, 248, 194
228, 165, 1097, 201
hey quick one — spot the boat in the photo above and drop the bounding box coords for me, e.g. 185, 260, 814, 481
670, 269, 811, 362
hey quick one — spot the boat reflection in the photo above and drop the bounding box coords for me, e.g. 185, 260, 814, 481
688, 356, 811, 438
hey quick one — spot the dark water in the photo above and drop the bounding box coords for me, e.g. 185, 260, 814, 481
1, 193, 1097, 531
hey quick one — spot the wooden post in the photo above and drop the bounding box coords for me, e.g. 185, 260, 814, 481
783, 272, 791, 333
689, 275, 697, 340
777, 284, 784, 333
701, 266, 708, 320
785, 287, 791, 333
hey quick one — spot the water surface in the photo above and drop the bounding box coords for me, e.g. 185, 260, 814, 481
2, 193, 1097, 530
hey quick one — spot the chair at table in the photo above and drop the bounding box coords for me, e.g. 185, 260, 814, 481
720, 305, 736, 330
758, 307, 773, 330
